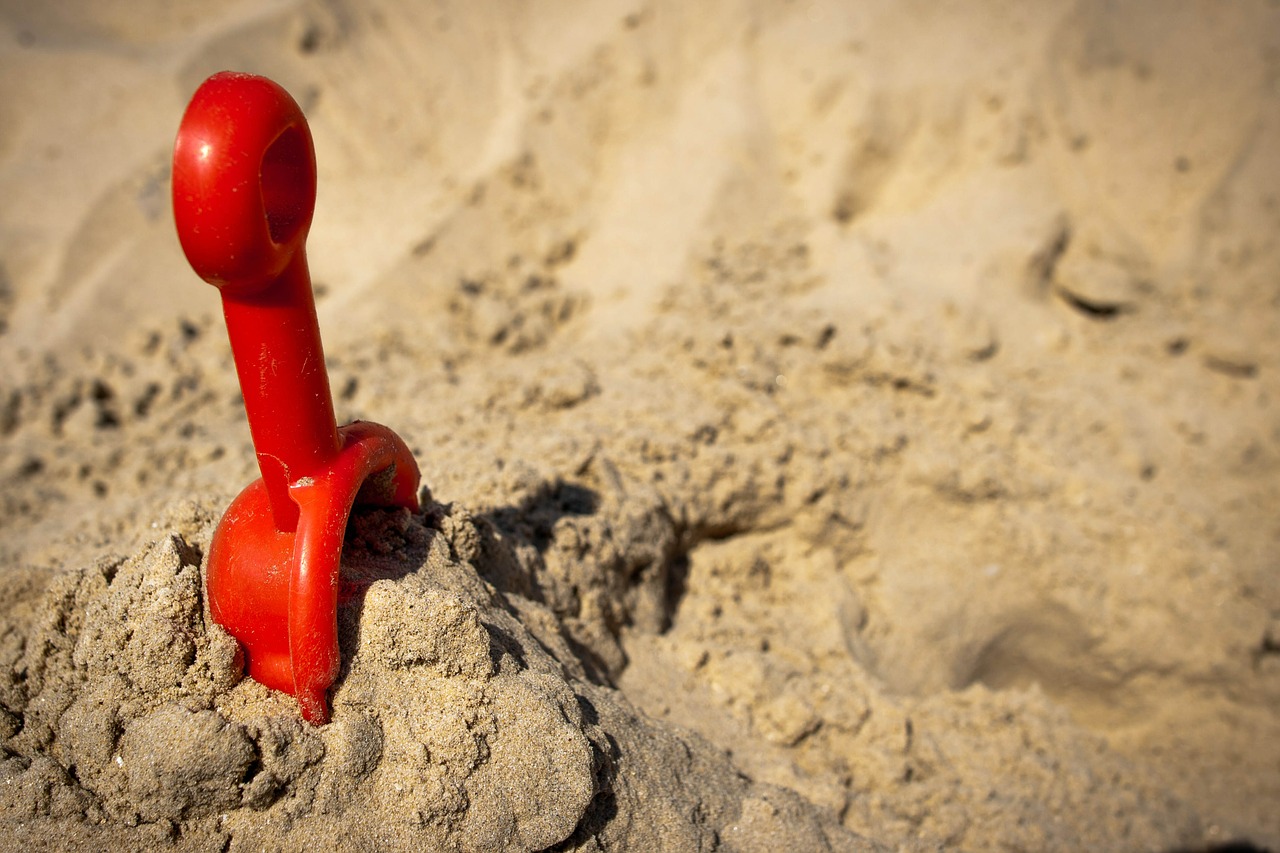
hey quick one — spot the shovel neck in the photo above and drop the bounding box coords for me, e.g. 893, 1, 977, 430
221, 251, 339, 532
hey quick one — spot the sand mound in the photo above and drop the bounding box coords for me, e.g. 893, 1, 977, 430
2, 1, 1278, 850
1, 507, 867, 851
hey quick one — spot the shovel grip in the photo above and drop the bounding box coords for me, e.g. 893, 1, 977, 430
173, 72, 338, 532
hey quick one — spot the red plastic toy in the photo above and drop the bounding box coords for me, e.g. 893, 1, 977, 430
172, 71, 420, 724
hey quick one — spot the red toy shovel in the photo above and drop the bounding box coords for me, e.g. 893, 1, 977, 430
172, 72, 420, 724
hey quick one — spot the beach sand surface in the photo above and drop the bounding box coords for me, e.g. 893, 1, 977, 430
1, 1, 1278, 850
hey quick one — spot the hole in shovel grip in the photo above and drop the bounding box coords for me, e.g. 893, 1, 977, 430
261, 126, 312, 247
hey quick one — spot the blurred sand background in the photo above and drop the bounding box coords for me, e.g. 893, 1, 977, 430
1, 1, 1278, 850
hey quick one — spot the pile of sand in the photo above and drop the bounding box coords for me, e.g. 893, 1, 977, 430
2, 1, 1278, 850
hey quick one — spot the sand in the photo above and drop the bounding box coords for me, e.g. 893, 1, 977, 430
1, 0, 1278, 850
